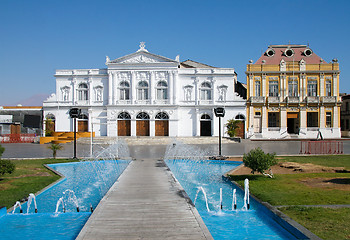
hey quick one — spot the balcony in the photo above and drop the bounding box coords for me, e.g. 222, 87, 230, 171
153, 100, 170, 105
321, 96, 337, 104
249, 96, 265, 104
286, 96, 300, 104
306, 96, 319, 104
267, 96, 280, 104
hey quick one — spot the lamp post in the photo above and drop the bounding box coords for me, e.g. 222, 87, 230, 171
214, 107, 225, 157
69, 108, 81, 160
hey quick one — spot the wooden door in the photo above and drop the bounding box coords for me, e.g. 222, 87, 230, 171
235, 121, 245, 139
11, 124, 21, 134
254, 117, 261, 133
78, 121, 88, 132
155, 120, 169, 136
136, 120, 149, 136
200, 121, 211, 136
118, 120, 131, 136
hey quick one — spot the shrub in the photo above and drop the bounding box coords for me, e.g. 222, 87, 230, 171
243, 147, 277, 178
48, 143, 63, 159
0, 159, 15, 176
225, 119, 241, 137
0, 144, 4, 158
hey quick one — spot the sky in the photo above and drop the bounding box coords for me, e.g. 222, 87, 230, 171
1, 0, 350, 106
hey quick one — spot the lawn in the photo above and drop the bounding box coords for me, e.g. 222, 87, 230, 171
0, 158, 77, 209
228, 155, 350, 240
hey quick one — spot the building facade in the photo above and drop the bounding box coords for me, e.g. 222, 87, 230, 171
43, 43, 246, 137
340, 94, 350, 137
246, 44, 341, 139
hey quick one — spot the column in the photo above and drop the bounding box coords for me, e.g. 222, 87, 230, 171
112, 72, 117, 104
150, 119, 155, 137
173, 71, 178, 104
168, 71, 173, 105
262, 75, 266, 97
333, 106, 339, 129
131, 71, 137, 104
108, 72, 113, 105
71, 78, 76, 104
320, 73, 324, 96
150, 71, 155, 104
261, 106, 268, 134
212, 78, 216, 104
88, 78, 93, 105
319, 106, 325, 129
249, 74, 253, 97
299, 108, 307, 136
195, 108, 200, 136
280, 107, 287, 131
333, 74, 338, 96
131, 119, 136, 136
194, 77, 199, 105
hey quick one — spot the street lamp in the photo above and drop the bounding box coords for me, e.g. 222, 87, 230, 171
214, 107, 225, 158
69, 108, 81, 159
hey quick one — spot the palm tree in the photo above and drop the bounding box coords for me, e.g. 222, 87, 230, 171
225, 119, 241, 138
48, 143, 63, 159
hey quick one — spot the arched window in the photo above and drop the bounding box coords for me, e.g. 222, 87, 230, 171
155, 112, 169, 120
137, 81, 149, 100
136, 112, 150, 119
235, 114, 245, 120
119, 81, 130, 100
78, 83, 88, 101
156, 81, 168, 100
200, 82, 212, 100
118, 112, 131, 119
46, 113, 56, 121
201, 114, 211, 120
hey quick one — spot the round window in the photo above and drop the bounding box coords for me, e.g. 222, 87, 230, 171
266, 48, 275, 57
285, 49, 294, 57
304, 49, 313, 57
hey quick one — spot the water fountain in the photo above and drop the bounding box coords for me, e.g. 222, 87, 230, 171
231, 189, 237, 210
26, 193, 37, 213
243, 178, 250, 210
12, 201, 23, 213
194, 187, 210, 212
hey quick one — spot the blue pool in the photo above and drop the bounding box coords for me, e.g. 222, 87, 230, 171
0, 160, 130, 240
165, 159, 307, 240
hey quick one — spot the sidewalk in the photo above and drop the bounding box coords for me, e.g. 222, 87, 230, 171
77, 159, 213, 240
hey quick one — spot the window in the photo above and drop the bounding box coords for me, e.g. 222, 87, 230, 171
200, 82, 212, 100
155, 112, 169, 120
255, 81, 261, 97
156, 81, 168, 100
325, 80, 332, 96
326, 112, 332, 128
136, 112, 150, 119
235, 114, 245, 120
201, 114, 211, 120
137, 81, 148, 100
307, 81, 317, 96
269, 81, 278, 97
78, 83, 88, 101
307, 112, 318, 127
288, 80, 298, 97
268, 112, 279, 127
119, 81, 130, 100
118, 112, 131, 119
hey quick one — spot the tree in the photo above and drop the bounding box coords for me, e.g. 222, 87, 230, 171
48, 143, 63, 159
225, 119, 241, 137
0, 145, 15, 176
243, 147, 277, 178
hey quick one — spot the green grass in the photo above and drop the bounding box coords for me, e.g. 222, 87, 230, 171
280, 207, 350, 240
228, 155, 350, 240
0, 158, 77, 209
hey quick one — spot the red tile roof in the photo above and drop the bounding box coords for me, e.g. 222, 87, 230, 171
255, 45, 326, 65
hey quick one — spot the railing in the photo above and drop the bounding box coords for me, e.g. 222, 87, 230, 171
249, 96, 265, 103
0, 134, 36, 143
321, 96, 337, 103
267, 96, 279, 103
306, 96, 319, 104
300, 140, 343, 154
286, 96, 299, 103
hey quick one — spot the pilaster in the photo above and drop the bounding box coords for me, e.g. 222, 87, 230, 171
108, 72, 113, 105
131, 71, 137, 104
320, 73, 324, 96
150, 119, 155, 137
168, 71, 173, 105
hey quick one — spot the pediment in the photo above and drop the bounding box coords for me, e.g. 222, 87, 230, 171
108, 51, 178, 65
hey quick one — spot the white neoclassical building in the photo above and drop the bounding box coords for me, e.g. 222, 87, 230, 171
43, 43, 246, 137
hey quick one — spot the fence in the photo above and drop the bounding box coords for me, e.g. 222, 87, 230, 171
0, 134, 36, 143
300, 140, 343, 154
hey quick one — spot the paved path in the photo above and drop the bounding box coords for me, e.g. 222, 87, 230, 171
76, 158, 213, 240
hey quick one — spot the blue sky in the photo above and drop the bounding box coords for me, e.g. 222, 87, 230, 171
1, 0, 349, 105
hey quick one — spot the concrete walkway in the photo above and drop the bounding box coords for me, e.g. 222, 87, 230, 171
77, 158, 213, 240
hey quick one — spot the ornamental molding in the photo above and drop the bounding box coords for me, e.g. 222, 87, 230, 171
155, 71, 168, 81
136, 71, 150, 82
117, 72, 131, 82
120, 54, 158, 63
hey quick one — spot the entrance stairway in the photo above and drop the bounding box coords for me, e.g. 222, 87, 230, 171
40, 132, 95, 144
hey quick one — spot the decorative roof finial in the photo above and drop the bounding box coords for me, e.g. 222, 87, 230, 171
138, 42, 148, 52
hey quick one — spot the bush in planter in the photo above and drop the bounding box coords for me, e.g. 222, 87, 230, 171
0, 145, 15, 176
243, 147, 277, 178
225, 119, 241, 137
48, 143, 63, 159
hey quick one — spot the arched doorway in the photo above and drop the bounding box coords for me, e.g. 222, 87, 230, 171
118, 112, 131, 136
235, 114, 246, 139
136, 112, 150, 136
78, 114, 88, 132
155, 112, 169, 136
200, 114, 212, 136
45, 114, 55, 136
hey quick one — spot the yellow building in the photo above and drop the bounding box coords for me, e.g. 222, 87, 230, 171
246, 44, 341, 139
